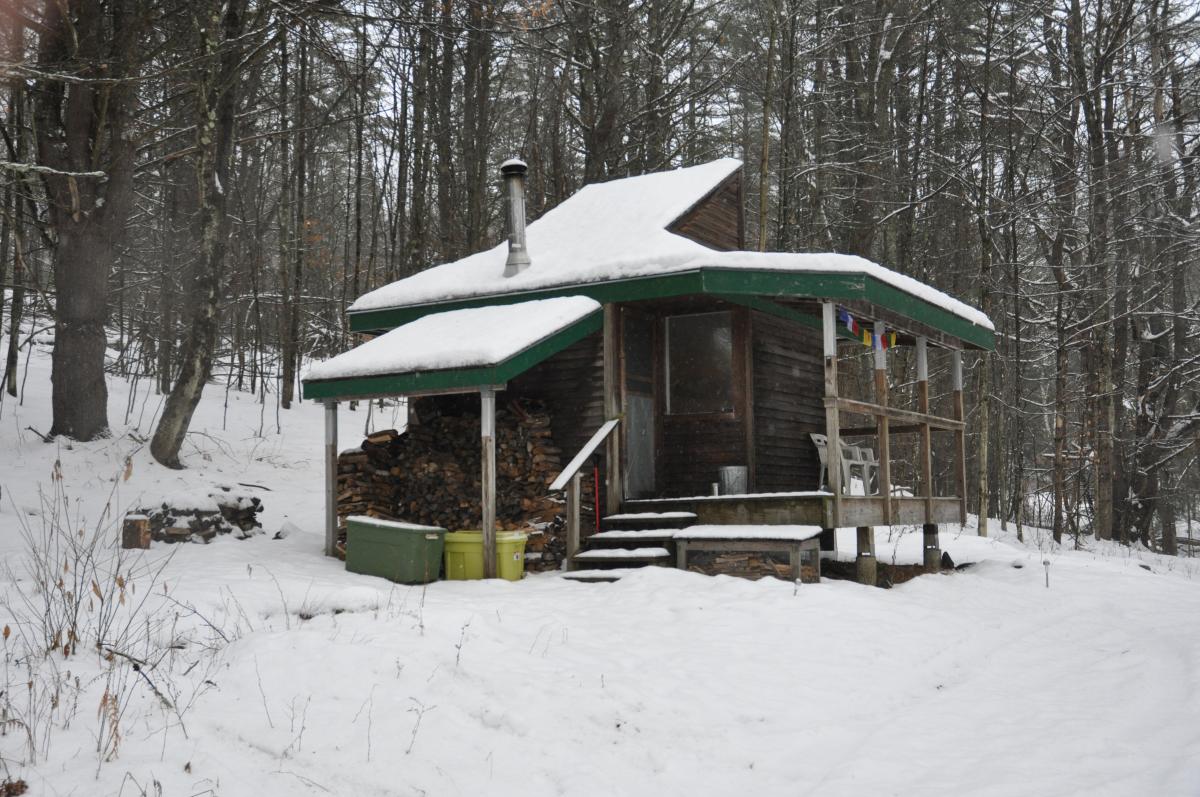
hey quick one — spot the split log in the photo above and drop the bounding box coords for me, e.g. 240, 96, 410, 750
122, 515, 151, 549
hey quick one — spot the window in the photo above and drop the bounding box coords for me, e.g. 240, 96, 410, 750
666, 311, 734, 415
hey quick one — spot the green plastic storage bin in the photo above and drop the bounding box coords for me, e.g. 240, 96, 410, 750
345, 516, 446, 584
443, 531, 528, 581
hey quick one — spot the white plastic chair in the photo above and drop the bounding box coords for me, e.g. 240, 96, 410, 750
810, 433, 853, 493
841, 444, 879, 495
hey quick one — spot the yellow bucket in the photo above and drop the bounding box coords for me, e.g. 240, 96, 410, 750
443, 531, 527, 581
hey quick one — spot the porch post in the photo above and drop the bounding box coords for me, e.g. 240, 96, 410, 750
856, 525, 876, 586
917, 338, 940, 571
917, 337, 934, 524
324, 400, 338, 557
873, 320, 892, 524
565, 472, 582, 570
481, 386, 497, 578
951, 349, 968, 526
821, 302, 842, 529
602, 304, 621, 516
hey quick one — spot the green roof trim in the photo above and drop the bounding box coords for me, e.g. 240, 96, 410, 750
700, 268, 867, 302
347, 267, 994, 350
714, 293, 858, 342
862, 276, 993, 350
348, 271, 705, 333
302, 308, 603, 402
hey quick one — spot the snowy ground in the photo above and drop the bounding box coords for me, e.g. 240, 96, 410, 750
1, 327, 1199, 796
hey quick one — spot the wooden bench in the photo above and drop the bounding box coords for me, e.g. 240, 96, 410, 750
674, 526, 823, 583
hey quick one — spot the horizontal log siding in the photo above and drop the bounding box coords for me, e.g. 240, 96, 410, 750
509, 330, 606, 467
508, 331, 608, 525
661, 414, 746, 497
752, 312, 825, 492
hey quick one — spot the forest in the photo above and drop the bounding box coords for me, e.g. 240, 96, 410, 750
0, 0, 1197, 551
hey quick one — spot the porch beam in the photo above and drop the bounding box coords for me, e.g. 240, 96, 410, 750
840, 423, 949, 437
837, 298, 964, 351
324, 401, 338, 557
481, 386, 497, 578
824, 397, 965, 432
623, 495, 962, 527
822, 302, 842, 527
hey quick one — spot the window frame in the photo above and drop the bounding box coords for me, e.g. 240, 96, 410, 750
664, 310, 736, 417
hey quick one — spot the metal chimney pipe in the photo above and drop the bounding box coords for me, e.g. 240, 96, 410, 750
501, 158, 531, 277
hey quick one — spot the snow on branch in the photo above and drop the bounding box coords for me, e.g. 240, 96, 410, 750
0, 161, 108, 179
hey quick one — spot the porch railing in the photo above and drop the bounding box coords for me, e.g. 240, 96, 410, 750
822, 302, 969, 529
549, 418, 620, 565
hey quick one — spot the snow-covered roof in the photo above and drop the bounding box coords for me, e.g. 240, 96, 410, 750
694, 252, 993, 330
348, 157, 993, 337
303, 296, 600, 384
349, 159, 743, 314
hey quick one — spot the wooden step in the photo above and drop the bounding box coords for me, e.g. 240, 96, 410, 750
572, 547, 672, 565
602, 511, 696, 530
588, 529, 678, 546
560, 568, 641, 583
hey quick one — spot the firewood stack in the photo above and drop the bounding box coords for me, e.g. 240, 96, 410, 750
686, 552, 817, 582
131, 488, 263, 544
334, 399, 567, 569
335, 431, 402, 524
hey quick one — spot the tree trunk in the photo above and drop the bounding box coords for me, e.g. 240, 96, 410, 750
281, 26, 308, 410
34, 0, 141, 440
2, 16, 22, 398
434, 0, 455, 262
974, 4, 997, 537
757, 3, 776, 253
407, 0, 435, 275
150, 0, 247, 467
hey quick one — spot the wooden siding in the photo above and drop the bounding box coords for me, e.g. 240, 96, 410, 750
660, 414, 746, 497
752, 311, 826, 492
667, 172, 744, 251
508, 330, 606, 466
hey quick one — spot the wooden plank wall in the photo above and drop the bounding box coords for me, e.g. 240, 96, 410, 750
508, 330, 608, 515
667, 172, 744, 251
752, 312, 825, 492
661, 414, 746, 498
509, 331, 606, 464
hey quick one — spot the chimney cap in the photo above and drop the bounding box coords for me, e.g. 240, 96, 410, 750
500, 157, 528, 176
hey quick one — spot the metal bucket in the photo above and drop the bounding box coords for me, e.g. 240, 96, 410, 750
717, 466, 748, 495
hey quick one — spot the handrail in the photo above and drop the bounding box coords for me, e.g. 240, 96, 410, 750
549, 418, 620, 492
824, 397, 965, 432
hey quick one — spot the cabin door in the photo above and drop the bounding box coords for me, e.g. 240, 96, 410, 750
622, 309, 657, 499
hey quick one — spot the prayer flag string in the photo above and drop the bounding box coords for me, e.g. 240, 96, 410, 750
837, 308, 898, 350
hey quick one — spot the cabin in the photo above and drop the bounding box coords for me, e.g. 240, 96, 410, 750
302, 158, 994, 584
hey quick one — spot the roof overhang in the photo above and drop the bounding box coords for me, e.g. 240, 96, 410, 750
302, 297, 604, 402
347, 267, 995, 351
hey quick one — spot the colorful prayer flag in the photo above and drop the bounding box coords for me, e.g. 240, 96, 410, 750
838, 308, 866, 342
838, 307, 897, 350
